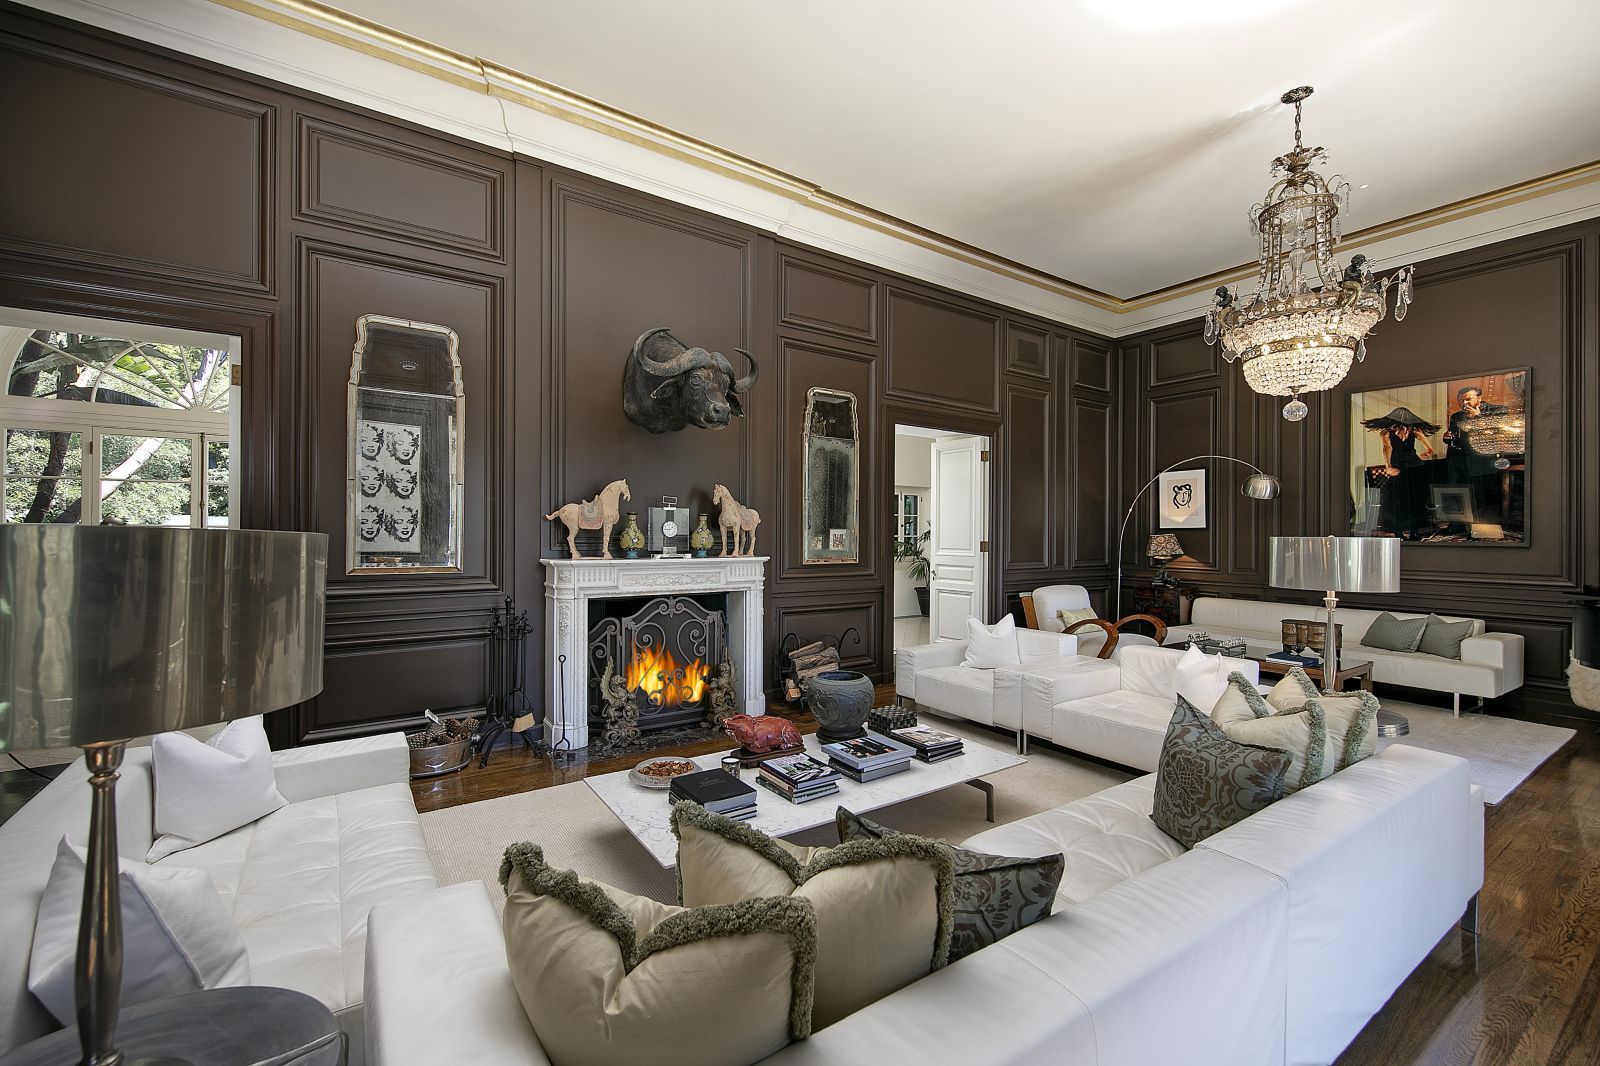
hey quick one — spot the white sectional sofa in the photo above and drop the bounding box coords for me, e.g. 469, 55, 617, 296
0, 734, 434, 1064
363, 743, 1484, 1066
894, 628, 1078, 741
1166, 596, 1524, 713
994, 645, 1259, 769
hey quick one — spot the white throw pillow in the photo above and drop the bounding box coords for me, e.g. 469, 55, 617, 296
1172, 644, 1232, 714
149, 716, 286, 862
964, 616, 1022, 670
29, 837, 250, 1024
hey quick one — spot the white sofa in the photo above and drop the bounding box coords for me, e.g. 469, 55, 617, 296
364, 743, 1484, 1066
0, 734, 434, 1063
1166, 596, 1524, 713
994, 644, 1259, 769
894, 628, 1078, 742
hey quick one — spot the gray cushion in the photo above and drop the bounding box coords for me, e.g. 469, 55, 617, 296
1150, 696, 1292, 850
835, 808, 1064, 962
1361, 612, 1428, 653
1417, 615, 1476, 659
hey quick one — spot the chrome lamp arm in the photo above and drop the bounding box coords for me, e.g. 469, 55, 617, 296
1114, 455, 1278, 619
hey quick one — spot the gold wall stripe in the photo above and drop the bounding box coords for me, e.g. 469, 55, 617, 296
203, 0, 1600, 318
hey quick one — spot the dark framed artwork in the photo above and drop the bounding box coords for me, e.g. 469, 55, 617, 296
1348, 367, 1528, 544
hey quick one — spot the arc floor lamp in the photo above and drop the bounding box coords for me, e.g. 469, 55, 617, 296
1115, 455, 1281, 619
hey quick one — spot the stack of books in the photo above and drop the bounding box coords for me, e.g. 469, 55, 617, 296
886, 724, 965, 764
756, 752, 842, 804
822, 733, 914, 783
669, 768, 757, 821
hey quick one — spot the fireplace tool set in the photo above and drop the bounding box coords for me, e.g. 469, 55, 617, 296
477, 597, 543, 766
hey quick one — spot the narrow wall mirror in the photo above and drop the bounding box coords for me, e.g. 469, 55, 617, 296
347, 314, 464, 574
802, 387, 859, 564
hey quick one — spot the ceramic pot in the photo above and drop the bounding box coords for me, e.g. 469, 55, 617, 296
689, 514, 715, 558
618, 512, 645, 558
802, 669, 873, 742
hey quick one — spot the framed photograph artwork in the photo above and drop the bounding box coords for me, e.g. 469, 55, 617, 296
1158, 468, 1207, 529
1349, 367, 1528, 544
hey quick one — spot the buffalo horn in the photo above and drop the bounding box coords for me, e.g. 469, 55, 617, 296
732, 348, 759, 393
633, 327, 715, 378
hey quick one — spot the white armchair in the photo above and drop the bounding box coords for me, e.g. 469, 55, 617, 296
1022, 584, 1168, 659
895, 627, 1079, 736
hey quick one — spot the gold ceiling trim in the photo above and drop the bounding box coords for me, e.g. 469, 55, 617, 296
203, 0, 1600, 318
1120, 159, 1600, 309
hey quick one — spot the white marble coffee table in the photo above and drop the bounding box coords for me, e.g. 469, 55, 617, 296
586, 733, 1027, 868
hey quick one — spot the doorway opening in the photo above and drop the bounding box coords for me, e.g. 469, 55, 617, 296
892, 424, 990, 657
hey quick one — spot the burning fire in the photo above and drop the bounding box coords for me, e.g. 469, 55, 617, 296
626, 643, 710, 707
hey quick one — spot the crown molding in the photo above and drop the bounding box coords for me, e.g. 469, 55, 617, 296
17, 0, 1600, 337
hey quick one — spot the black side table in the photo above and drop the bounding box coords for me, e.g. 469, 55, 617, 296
1131, 584, 1195, 626
0, 987, 344, 1066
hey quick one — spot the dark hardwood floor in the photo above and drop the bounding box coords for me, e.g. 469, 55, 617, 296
409, 699, 829, 815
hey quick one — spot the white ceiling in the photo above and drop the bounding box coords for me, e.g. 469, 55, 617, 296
332, 0, 1600, 298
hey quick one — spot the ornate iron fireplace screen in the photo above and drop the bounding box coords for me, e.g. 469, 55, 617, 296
588, 595, 724, 738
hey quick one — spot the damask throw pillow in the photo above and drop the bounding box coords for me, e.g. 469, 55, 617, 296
834, 808, 1064, 962
500, 842, 817, 1066
1361, 612, 1429, 653
1151, 695, 1292, 849
672, 801, 954, 1030
1418, 615, 1476, 659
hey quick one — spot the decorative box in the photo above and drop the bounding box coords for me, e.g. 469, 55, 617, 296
1187, 633, 1247, 658
867, 705, 917, 734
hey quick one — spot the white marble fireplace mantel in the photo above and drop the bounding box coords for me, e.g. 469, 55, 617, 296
542, 556, 768, 749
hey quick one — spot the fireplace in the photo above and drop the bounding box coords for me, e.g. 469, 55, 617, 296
588, 593, 727, 737
544, 555, 767, 750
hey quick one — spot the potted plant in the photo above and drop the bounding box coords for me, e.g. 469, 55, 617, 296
894, 529, 932, 617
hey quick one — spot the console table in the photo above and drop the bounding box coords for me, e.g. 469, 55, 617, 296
1132, 584, 1195, 626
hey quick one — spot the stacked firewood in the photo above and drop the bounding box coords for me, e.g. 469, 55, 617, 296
783, 640, 840, 701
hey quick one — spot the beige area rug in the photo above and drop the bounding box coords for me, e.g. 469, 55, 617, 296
420, 716, 1132, 908
1381, 698, 1575, 805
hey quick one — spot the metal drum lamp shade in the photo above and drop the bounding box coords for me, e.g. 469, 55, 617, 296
1269, 535, 1406, 733
0, 525, 326, 1066
0, 526, 327, 750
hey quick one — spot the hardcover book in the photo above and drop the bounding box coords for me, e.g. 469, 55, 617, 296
670, 769, 757, 812
758, 753, 840, 788
821, 733, 913, 770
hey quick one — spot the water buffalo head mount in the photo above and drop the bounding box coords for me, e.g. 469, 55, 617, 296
622, 327, 758, 434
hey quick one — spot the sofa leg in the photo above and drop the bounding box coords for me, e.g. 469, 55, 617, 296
1461, 893, 1480, 936
1015, 730, 1029, 756
1453, 692, 1461, 717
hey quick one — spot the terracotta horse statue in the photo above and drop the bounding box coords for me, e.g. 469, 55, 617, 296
712, 484, 760, 557
546, 479, 630, 560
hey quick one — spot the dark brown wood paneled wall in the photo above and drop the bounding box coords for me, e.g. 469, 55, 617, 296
1118, 221, 1600, 712
0, 5, 1126, 742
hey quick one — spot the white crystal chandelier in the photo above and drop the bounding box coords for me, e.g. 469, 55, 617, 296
1205, 86, 1414, 421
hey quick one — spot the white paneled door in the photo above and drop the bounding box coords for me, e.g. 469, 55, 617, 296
928, 434, 988, 641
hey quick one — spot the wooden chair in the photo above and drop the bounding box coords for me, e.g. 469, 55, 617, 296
1019, 591, 1168, 660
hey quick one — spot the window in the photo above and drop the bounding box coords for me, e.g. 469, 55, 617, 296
895, 492, 922, 548
0, 312, 237, 527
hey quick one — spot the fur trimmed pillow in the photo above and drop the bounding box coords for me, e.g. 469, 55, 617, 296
834, 808, 1063, 961
672, 801, 954, 1030
1209, 672, 1379, 791
499, 842, 816, 1066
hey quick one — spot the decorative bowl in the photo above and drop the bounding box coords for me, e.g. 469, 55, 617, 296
629, 756, 699, 789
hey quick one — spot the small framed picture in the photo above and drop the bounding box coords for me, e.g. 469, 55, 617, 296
828, 529, 848, 551
1158, 469, 1207, 529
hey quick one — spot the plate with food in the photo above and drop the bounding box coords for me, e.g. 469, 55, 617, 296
630, 756, 699, 789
